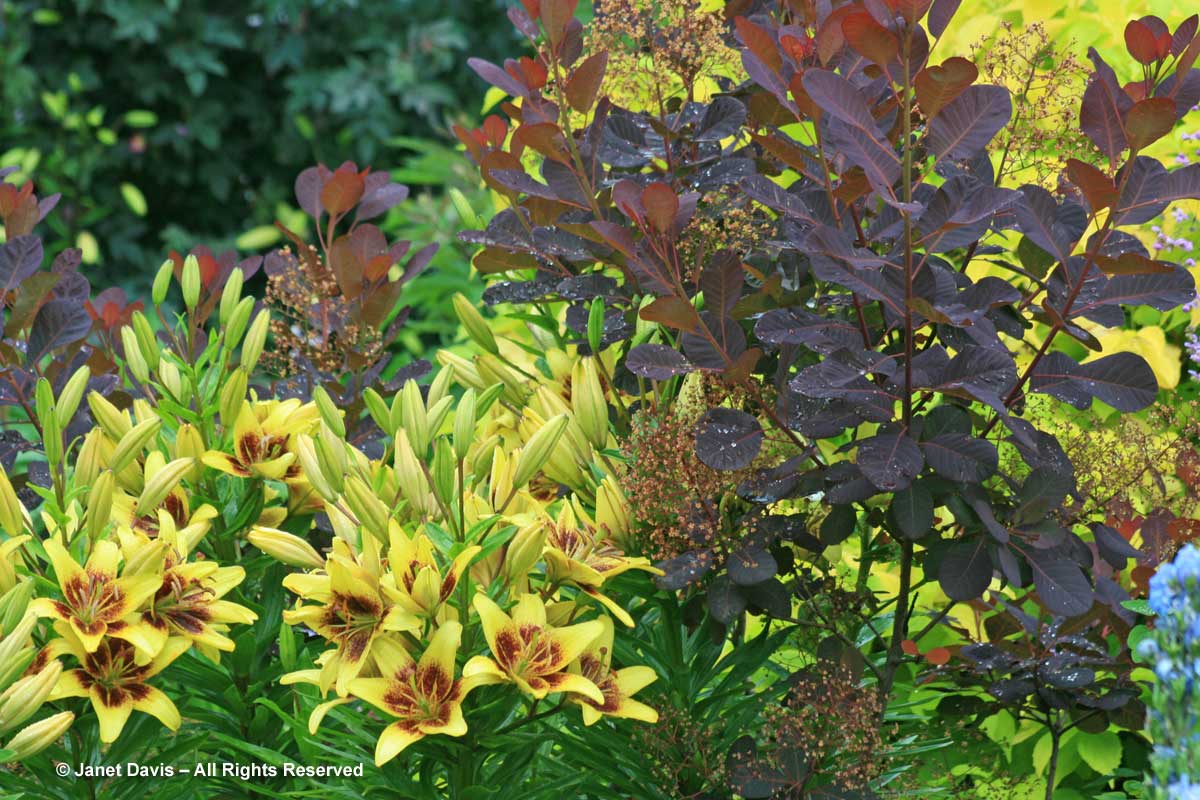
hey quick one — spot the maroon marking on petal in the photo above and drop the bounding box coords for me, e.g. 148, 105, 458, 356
494, 629, 523, 670
438, 573, 457, 602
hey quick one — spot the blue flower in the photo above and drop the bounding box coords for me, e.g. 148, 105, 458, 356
1168, 775, 1200, 799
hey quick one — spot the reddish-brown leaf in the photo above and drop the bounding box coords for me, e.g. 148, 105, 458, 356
541, 0, 578, 47
914, 57, 978, 117
1176, 446, 1200, 487
734, 16, 781, 72
319, 166, 366, 216
901, 639, 920, 656
1065, 158, 1118, 211
514, 122, 570, 163
1178, 34, 1200, 77
1094, 252, 1175, 276
642, 183, 679, 233
482, 115, 509, 148
1125, 20, 1161, 64
924, 647, 951, 666
887, 0, 933, 23
565, 51, 607, 113
1124, 97, 1177, 150
815, 5, 859, 65
842, 11, 899, 66
640, 296, 700, 332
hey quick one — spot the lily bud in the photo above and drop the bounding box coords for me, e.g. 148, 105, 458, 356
504, 521, 546, 584
477, 354, 528, 405
452, 293, 498, 355
572, 358, 609, 450
157, 359, 184, 401
219, 367, 248, 429
86, 471, 115, 543
3, 710, 75, 761
596, 475, 632, 547
174, 424, 206, 481
181, 253, 201, 310
0, 615, 36, 672
131, 311, 159, 370
241, 309, 270, 372
248, 526, 325, 569
87, 392, 131, 440
342, 476, 391, 544
294, 435, 337, 502
0, 660, 62, 734
313, 386, 344, 438
427, 366, 453, 407
392, 430, 431, 518
363, 388, 391, 434
397, 380, 428, 453
138, 458, 194, 513
314, 424, 347, 491
437, 350, 484, 390
0, 535, 30, 594
55, 366, 91, 429
512, 413, 570, 490
0, 468, 26, 537
152, 259, 173, 305
430, 438, 456, 510
110, 418, 162, 474
120, 326, 150, 383
453, 389, 477, 461
0, 579, 33, 637
587, 297, 605, 355
74, 430, 106, 486
224, 296, 255, 349
41, 412, 62, 469
34, 379, 54, 426
220, 267, 244, 324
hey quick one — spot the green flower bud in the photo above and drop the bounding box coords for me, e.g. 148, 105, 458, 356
152, 259, 174, 305
398, 380, 429, 453
342, 475, 391, 544
430, 438, 456, 511
587, 297, 605, 355
293, 435, 337, 503
512, 413, 569, 489
86, 470, 115, 543
0, 579, 34, 638
224, 296, 255, 349
110, 418, 162, 474
120, 327, 150, 383
452, 293, 498, 355
453, 389, 477, 461
181, 254, 201, 310
137, 458, 194, 514
220, 268, 244, 325
571, 358, 609, 450
219, 367, 248, 430
0, 469, 26, 539
248, 526, 325, 569
131, 311, 159, 370
363, 388, 391, 435
241, 309, 270, 372
54, 366, 90, 430
34, 379, 54, 426
3, 710, 75, 761
313, 386, 344, 438
87, 392, 131, 440
0, 660, 62, 734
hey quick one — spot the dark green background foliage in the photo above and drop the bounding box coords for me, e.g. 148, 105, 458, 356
0, 0, 510, 291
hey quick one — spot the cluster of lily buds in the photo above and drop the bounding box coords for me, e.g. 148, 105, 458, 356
0, 544, 73, 761
251, 349, 659, 766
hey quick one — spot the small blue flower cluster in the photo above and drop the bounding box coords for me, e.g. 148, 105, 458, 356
1144, 544, 1200, 798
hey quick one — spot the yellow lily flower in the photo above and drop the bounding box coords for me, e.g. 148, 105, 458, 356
567, 616, 658, 726
47, 622, 189, 743
282, 539, 421, 695
118, 524, 257, 659
29, 539, 162, 655
348, 621, 497, 765
201, 398, 318, 480
112, 484, 217, 542
463, 594, 604, 703
383, 532, 480, 623
541, 502, 660, 627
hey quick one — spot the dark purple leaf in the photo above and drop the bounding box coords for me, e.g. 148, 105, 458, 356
1093, 523, 1142, 569
467, 57, 529, 98
820, 505, 858, 546
355, 182, 409, 223
1030, 351, 1158, 412
890, 481, 934, 540
695, 408, 763, 470
1030, 556, 1093, 617
1080, 49, 1133, 160
928, 0, 963, 37
857, 429, 923, 491
1076, 269, 1195, 313
708, 577, 747, 623
940, 538, 993, 600
928, 85, 1012, 160
294, 166, 324, 220
920, 433, 998, 483
625, 344, 694, 379
26, 299, 92, 365
728, 547, 778, 586
0, 236, 44, 292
